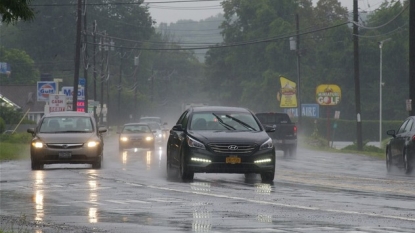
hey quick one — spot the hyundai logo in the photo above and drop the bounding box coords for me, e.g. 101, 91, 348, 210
62, 145, 68, 149
228, 145, 238, 150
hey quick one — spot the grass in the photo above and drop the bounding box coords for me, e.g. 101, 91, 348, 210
300, 135, 385, 159
0, 133, 31, 161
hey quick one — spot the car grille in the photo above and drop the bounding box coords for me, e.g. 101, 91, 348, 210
47, 143, 84, 149
208, 143, 257, 154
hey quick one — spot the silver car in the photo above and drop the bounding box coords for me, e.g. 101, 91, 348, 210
27, 111, 107, 170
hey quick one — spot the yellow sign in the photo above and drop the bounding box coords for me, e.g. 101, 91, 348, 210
279, 76, 297, 108
316, 84, 341, 106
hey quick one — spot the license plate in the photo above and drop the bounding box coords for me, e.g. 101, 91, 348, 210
226, 156, 241, 164
59, 151, 72, 159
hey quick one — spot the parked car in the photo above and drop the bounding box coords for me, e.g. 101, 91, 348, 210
118, 123, 155, 151
166, 106, 276, 182
27, 111, 107, 170
255, 112, 297, 156
385, 116, 415, 174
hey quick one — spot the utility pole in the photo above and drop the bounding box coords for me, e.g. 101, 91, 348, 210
409, 0, 415, 116
295, 13, 302, 128
73, 0, 82, 111
353, 0, 363, 150
99, 32, 106, 124
93, 20, 97, 121
83, 0, 88, 113
118, 47, 123, 122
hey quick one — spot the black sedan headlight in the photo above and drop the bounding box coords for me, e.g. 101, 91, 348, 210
259, 138, 273, 150
187, 136, 206, 150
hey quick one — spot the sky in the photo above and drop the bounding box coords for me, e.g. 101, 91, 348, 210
146, 0, 392, 25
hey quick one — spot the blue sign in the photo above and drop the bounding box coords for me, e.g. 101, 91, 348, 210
37, 81, 57, 102
284, 104, 319, 118
79, 78, 85, 87
0, 62, 11, 75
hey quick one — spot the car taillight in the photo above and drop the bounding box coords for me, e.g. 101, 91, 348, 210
293, 126, 297, 136
412, 135, 415, 142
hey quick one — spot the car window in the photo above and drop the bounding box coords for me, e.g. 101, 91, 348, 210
404, 119, 414, 132
148, 123, 161, 130
39, 116, 93, 133
177, 110, 189, 126
397, 119, 409, 134
122, 125, 151, 133
190, 112, 260, 131
256, 113, 291, 124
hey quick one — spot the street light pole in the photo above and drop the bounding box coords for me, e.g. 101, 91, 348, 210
379, 38, 391, 148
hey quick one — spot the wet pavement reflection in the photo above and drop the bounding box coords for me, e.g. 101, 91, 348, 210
1, 137, 415, 232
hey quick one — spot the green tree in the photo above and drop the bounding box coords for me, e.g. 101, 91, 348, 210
0, 0, 35, 24
0, 46, 39, 84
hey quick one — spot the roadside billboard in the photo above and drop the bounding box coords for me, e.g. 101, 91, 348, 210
316, 84, 341, 106
37, 81, 57, 102
48, 94, 67, 112
279, 76, 297, 108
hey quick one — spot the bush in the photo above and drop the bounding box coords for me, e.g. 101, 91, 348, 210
0, 117, 4, 133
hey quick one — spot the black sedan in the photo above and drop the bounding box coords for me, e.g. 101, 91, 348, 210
166, 106, 276, 182
386, 116, 415, 174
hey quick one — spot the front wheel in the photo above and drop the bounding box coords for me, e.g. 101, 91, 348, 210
31, 160, 44, 170
260, 171, 275, 182
386, 149, 392, 172
92, 157, 102, 169
403, 148, 412, 174
166, 156, 177, 179
179, 150, 194, 181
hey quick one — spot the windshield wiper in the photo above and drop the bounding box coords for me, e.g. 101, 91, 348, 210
212, 113, 235, 130
225, 115, 256, 131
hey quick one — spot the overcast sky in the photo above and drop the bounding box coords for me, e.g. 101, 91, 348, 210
147, 0, 392, 25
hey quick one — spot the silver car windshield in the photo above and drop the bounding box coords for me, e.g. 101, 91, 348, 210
39, 116, 93, 133
122, 125, 151, 133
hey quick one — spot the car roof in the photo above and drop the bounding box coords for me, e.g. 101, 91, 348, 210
44, 111, 92, 117
123, 122, 150, 126
191, 106, 250, 113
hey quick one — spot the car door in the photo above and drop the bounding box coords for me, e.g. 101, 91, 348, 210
168, 110, 189, 166
390, 118, 411, 161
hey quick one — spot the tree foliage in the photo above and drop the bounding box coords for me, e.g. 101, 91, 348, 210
204, 0, 409, 120
0, 0, 35, 24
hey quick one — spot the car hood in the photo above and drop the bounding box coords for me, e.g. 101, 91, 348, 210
36, 132, 99, 143
188, 130, 270, 144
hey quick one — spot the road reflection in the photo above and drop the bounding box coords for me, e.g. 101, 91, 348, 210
120, 146, 165, 170
33, 171, 44, 222
87, 170, 98, 223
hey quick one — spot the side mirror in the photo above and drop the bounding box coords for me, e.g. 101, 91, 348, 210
264, 125, 275, 132
98, 127, 108, 134
27, 128, 35, 134
172, 124, 184, 131
386, 129, 396, 138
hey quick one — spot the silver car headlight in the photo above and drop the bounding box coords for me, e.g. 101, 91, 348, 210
120, 136, 129, 142
145, 136, 154, 141
32, 141, 44, 148
187, 136, 205, 150
87, 141, 99, 148
259, 138, 273, 150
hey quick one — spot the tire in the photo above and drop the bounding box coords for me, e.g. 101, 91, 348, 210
260, 171, 275, 182
92, 157, 102, 169
166, 155, 177, 179
386, 149, 392, 172
179, 150, 194, 181
244, 173, 256, 179
289, 146, 297, 157
31, 160, 44, 170
403, 148, 412, 174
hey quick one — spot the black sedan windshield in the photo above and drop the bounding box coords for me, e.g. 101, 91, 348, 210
190, 112, 260, 131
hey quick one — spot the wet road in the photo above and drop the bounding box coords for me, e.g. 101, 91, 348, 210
1, 135, 415, 233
